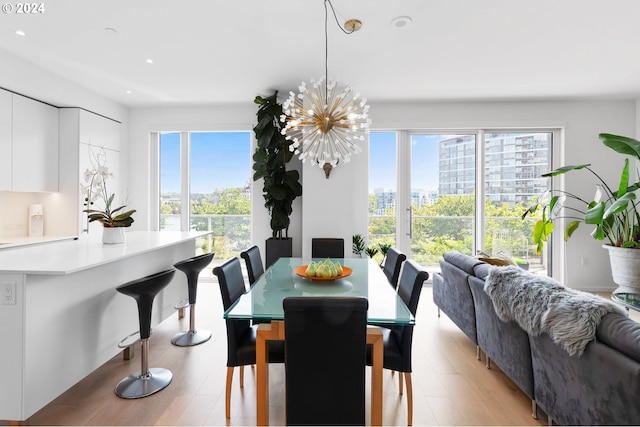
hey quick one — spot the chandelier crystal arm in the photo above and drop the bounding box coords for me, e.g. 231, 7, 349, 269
281, 0, 370, 171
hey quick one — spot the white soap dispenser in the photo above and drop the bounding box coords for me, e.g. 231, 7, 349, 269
29, 204, 44, 237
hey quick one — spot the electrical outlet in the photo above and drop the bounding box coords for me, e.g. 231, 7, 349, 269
2, 282, 16, 305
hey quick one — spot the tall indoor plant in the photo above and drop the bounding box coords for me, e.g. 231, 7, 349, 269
253, 91, 302, 266
522, 133, 640, 292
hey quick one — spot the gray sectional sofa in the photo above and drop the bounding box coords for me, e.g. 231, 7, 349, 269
433, 250, 640, 425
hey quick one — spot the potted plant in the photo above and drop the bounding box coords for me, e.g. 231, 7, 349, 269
82, 147, 135, 244
252, 91, 302, 267
378, 242, 392, 267
352, 234, 366, 258
365, 246, 379, 259
522, 133, 640, 292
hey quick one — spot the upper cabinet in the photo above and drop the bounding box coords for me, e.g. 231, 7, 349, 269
11, 94, 59, 192
59, 108, 121, 236
78, 109, 120, 151
0, 89, 11, 191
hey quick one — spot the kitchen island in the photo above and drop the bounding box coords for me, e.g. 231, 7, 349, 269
0, 231, 212, 421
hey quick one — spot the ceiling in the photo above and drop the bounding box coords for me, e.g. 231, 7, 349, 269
2, 0, 640, 108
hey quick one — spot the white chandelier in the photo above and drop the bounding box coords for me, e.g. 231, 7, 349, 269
281, 0, 370, 174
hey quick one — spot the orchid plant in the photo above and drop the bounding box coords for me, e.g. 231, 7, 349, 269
81, 147, 135, 228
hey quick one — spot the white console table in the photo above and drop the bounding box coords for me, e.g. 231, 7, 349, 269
0, 231, 211, 421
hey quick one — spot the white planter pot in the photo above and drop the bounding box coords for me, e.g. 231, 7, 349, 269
603, 245, 640, 293
102, 227, 125, 244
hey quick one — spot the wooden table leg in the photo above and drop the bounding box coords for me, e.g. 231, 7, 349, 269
256, 324, 271, 426
256, 321, 284, 426
367, 326, 383, 426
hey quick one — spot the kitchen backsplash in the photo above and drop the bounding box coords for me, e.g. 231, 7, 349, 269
0, 191, 77, 239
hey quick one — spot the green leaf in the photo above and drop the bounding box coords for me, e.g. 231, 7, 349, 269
604, 192, 636, 219
566, 221, 580, 239
600, 133, 640, 159
617, 158, 630, 198
541, 164, 590, 177
584, 202, 605, 224
591, 225, 606, 240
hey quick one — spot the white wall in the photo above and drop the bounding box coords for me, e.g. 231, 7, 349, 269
300, 144, 369, 260
0, 50, 127, 122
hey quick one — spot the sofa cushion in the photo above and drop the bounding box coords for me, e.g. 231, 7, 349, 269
473, 262, 492, 280
596, 312, 640, 363
443, 250, 483, 274
440, 257, 478, 344
530, 332, 640, 425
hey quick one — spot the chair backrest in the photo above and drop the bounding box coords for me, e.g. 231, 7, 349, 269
397, 259, 429, 316
213, 257, 251, 367
391, 260, 429, 373
213, 257, 246, 311
240, 245, 264, 286
382, 247, 407, 288
311, 238, 345, 258
283, 296, 368, 426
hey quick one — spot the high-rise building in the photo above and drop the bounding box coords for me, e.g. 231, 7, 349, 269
438, 133, 550, 206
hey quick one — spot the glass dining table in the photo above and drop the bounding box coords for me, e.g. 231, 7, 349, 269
224, 257, 415, 426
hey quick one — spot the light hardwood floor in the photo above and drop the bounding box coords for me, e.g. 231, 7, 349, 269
9, 281, 630, 426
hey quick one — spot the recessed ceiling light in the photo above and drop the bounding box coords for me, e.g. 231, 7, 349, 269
125, 90, 132, 94
15, 30, 26, 36
390, 16, 412, 29
146, 59, 154, 64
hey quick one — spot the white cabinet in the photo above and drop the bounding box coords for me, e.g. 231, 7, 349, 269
59, 108, 121, 236
11, 94, 59, 192
0, 89, 11, 190
78, 109, 120, 151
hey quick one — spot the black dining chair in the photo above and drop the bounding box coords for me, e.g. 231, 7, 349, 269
368, 259, 428, 426
382, 247, 407, 289
311, 238, 344, 258
240, 245, 264, 287
213, 257, 284, 419
283, 296, 369, 426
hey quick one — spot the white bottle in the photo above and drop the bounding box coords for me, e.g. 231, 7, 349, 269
29, 204, 44, 237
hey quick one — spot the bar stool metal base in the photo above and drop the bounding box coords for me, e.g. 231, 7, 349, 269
171, 329, 212, 347
115, 368, 173, 399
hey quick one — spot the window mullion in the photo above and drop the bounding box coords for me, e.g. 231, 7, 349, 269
475, 130, 485, 254
180, 131, 190, 231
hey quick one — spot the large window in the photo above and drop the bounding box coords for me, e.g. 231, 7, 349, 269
157, 131, 252, 261
369, 129, 556, 276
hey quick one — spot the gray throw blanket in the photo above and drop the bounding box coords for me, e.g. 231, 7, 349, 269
484, 266, 627, 356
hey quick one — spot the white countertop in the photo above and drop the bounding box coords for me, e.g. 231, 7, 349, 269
0, 235, 77, 249
0, 231, 211, 275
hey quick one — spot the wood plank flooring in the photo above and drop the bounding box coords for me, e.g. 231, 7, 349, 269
7, 281, 633, 426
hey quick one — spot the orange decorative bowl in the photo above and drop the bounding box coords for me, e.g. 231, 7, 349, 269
294, 265, 353, 281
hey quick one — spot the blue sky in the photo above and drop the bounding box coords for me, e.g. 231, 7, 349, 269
369, 132, 443, 193
160, 132, 251, 194
160, 131, 441, 194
